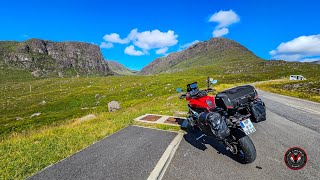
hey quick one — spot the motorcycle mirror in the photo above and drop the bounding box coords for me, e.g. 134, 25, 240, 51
176, 88, 183, 93
211, 79, 218, 84
206, 77, 217, 85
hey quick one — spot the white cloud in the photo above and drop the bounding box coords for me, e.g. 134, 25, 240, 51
103, 33, 129, 44
271, 35, 320, 56
209, 10, 240, 37
130, 29, 178, 50
156, 47, 168, 55
101, 28, 178, 56
179, 40, 200, 50
100, 42, 114, 49
270, 34, 320, 62
213, 28, 229, 37
127, 29, 138, 41
124, 45, 144, 56
300, 57, 320, 62
209, 10, 240, 29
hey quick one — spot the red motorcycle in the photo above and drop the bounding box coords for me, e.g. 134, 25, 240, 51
178, 78, 266, 163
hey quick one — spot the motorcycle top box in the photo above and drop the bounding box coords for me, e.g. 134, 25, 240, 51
215, 85, 258, 110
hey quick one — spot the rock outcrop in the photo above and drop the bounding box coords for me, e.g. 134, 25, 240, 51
0, 39, 113, 77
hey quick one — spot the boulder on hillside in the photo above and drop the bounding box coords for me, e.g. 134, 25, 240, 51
108, 101, 121, 112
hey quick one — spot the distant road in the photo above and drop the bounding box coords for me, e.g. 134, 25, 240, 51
29, 90, 320, 180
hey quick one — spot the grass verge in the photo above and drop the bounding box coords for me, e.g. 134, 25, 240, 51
256, 79, 320, 103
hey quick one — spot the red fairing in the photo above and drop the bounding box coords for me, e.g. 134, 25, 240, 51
186, 95, 216, 109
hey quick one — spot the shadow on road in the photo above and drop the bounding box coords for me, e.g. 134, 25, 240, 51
183, 129, 242, 163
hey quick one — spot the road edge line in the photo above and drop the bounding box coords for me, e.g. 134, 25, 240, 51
147, 133, 184, 180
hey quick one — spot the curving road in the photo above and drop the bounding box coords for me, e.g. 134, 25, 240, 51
29, 89, 320, 180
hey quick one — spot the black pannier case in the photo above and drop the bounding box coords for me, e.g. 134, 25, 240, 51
250, 98, 266, 122
198, 112, 230, 140
215, 85, 258, 110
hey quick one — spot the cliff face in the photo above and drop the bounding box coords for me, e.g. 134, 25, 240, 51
0, 39, 112, 77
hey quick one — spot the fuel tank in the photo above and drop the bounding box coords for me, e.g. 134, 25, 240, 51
187, 95, 216, 109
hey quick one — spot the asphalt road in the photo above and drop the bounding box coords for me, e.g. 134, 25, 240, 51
29, 90, 320, 180
163, 89, 320, 180
29, 126, 177, 180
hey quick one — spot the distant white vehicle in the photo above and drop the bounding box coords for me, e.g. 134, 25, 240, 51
289, 75, 306, 80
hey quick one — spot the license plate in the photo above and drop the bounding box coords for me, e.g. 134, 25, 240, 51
240, 118, 256, 135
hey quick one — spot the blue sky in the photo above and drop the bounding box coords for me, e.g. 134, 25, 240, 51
1, 0, 319, 70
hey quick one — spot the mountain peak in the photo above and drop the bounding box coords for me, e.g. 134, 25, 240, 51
140, 37, 259, 75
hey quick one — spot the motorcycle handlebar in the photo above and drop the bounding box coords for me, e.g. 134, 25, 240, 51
206, 88, 215, 93
179, 88, 216, 99
180, 94, 187, 99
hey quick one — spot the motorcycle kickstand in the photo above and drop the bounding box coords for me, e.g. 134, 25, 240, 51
196, 134, 207, 141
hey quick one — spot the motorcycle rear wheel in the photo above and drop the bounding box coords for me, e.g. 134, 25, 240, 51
236, 135, 256, 164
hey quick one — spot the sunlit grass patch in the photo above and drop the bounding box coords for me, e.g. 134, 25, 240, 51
256, 79, 320, 103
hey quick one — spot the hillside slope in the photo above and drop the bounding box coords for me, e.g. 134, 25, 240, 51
140, 37, 320, 83
0, 39, 113, 78
140, 37, 261, 75
107, 60, 137, 75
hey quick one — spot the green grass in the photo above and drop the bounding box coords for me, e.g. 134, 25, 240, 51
0, 41, 19, 52
0, 94, 187, 179
256, 79, 320, 103
0, 75, 243, 138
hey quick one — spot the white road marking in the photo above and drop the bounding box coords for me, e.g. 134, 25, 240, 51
147, 133, 184, 180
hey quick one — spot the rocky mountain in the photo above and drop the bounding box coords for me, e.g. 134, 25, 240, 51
140, 37, 261, 75
311, 60, 320, 64
107, 60, 138, 75
0, 39, 113, 77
